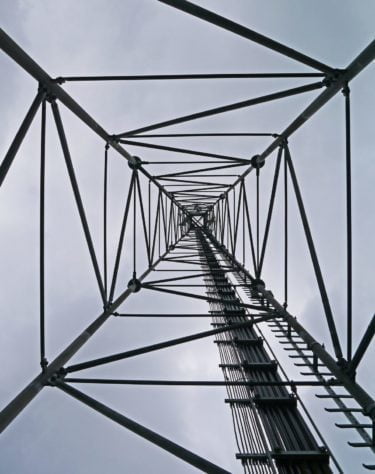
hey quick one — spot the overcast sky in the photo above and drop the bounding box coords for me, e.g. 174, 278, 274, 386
0, 1, 374, 473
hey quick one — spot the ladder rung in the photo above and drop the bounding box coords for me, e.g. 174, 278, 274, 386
214, 338, 263, 345
316, 394, 353, 399
235, 453, 268, 461
284, 347, 310, 351
348, 442, 374, 448
237, 451, 329, 462
336, 423, 372, 429
272, 450, 329, 463
295, 363, 325, 367
300, 372, 332, 376
325, 408, 362, 413
219, 362, 278, 371
226, 396, 297, 407
289, 355, 314, 359
279, 341, 306, 345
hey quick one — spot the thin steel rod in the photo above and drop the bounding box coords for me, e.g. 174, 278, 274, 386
51, 101, 106, 304
285, 144, 343, 361
242, 181, 257, 273
56, 72, 324, 82
145, 272, 213, 285
142, 282, 262, 309
57, 382, 231, 474
347, 315, 375, 376
117, 82, 323, 137
256, 168, 260, 275
155, 162, 247, 179
148, 180, 151, 253
343, 83, 352, 362
150, 191, 161, 262
39, 98, 47, 370
103, 144, 109, 301
133, 171, 137, 275
258, 146, 282, 275
120, 139, 246, 162
109, 173, 135, 302
64, 378, 340, 387
284, 145, 288, 307
146, 160, 240, 164
0, 89, 45, 187
135, 173, 151, 264
65, 314, 274, 373
158, 0, 334, 74
126, 132, 277, 138
113, 313, 234, 317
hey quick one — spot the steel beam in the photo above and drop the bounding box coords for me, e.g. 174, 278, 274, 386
64, 313, 275, 374
0, 90, 45, 187
56, 72, 324, 82
117, 82, 323, 137
347, 315, 375, 377
158, 0, 334, 74
57, 382, 231, 474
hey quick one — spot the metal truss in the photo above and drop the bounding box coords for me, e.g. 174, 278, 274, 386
1, 1, 375, 472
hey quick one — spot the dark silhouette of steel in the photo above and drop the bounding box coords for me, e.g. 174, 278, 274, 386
54, 72, 324, 83
0, 2, 375, 472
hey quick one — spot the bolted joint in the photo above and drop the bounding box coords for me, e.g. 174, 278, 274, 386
279, 137, 288, 149
127, 277, 142, 293
110, 134, 120, 144
48, 370, 65, 386
46, 93, 57, 104
169, 244, 175, 251
103, 301, 113, 312
40, 358, 49, 372
251, 278, 266, 290
250, 154, 265, 170
53, 77, 66, 85
38, 83, 49, 95
363, 401, 375, 419
219, 193, 226, 200
322, 69, 342, 88
342, 83, 350, 97
128, 155, 142, 170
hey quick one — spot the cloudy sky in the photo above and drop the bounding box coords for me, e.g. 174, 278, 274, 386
0, 1, 374, 473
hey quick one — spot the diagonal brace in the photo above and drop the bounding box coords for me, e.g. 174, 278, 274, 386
57, 381, 231, 474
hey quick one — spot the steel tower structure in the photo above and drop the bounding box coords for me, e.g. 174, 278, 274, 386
1, 1, 375, 472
